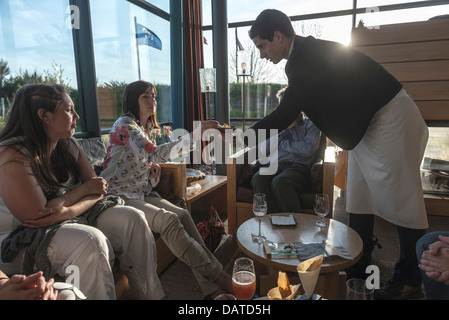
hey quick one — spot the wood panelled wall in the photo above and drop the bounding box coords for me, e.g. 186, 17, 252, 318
351, 18, 449, 122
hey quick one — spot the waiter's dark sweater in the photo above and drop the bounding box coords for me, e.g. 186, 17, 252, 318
250, 35, 403, 150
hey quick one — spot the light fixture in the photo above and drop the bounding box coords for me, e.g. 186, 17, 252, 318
199, 68, 216, 120
199, 68, 217, 174
199, 68, 216, 94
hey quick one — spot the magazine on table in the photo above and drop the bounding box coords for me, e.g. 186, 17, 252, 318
263, 241, 353, 260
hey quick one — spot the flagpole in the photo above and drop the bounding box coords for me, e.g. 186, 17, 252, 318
134, 16, 141, 80
235, 28, 238, 83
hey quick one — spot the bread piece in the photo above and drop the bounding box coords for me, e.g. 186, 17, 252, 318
277, 271, 292, 299
306, 259, 321, 271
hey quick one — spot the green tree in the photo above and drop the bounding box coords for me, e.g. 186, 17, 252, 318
0, 60, 78, 129
0, 59, 10, 86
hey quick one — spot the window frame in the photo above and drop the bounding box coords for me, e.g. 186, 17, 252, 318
71, 0, 174, 138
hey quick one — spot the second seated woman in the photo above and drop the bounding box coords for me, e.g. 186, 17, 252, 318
100, 80, 233, 299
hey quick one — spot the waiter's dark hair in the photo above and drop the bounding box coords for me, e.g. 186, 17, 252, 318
249, 9, 295, 41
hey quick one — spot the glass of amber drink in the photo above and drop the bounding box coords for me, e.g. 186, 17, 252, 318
232, 257, 256, 300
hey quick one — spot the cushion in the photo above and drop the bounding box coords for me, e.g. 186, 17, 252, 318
309, 163, 323, 193
236, 185, 255, 203
77, 138, 107, 167
238, 164, 259, 187
298, 193, 316, 210
154, 171, 175, 199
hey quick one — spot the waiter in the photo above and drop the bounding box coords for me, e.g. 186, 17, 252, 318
248, 9, 428, 300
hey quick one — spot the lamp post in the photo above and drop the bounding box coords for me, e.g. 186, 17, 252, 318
237, 52, 251, 130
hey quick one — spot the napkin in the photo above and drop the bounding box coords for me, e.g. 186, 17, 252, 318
270, 214, 296, 226
297, 255, 323, 299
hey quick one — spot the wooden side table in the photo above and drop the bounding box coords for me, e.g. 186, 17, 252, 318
236, 213, 363, 299
186, 175, 227, 215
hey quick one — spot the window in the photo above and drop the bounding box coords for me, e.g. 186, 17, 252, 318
0, 0, 173, 136
202, 30, 213, 68
356, 3, 449, 27
294, 15, 353, 45
358, 0, 428, 8
201, 0, 449, 131
143, 0, 170, 14
223, 5, 354, 129
0, 0, 79, 128
421, 128, 449, 195
225, 0, 354, 23
90, 0, 171, 129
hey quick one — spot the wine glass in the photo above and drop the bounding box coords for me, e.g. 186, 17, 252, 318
232, 257, 256, 300
314, 193, 330, 227
252, 193, 267, 243
346, 278, 374, 300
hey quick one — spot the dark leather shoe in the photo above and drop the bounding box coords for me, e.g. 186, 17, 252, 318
374, 280, 424, 300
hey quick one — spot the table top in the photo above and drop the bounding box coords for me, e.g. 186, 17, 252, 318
236, 213, 363, 273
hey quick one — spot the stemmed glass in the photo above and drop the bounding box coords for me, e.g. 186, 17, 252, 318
252, 193, 267, 243
314, 193, 330, 227
232, 257, 256, 300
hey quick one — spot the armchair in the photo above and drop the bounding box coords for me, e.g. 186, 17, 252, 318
226, 134, 336, 236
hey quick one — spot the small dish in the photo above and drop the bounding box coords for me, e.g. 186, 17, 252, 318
267, 284, 301, 300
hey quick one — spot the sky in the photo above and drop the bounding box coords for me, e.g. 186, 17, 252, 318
0, 0, 448, 88
0, 0, 171, 88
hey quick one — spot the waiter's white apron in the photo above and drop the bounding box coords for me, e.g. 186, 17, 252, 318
346, 89, 429, 229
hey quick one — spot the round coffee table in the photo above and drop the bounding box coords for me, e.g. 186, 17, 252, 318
236, 213, 363, 299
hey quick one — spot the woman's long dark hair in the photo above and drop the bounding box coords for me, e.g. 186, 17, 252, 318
0, 84, 80, 193
122, 80, 160, 131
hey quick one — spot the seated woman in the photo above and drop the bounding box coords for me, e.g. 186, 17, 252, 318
0, 83, 163, 300
100, 80, 233, 299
